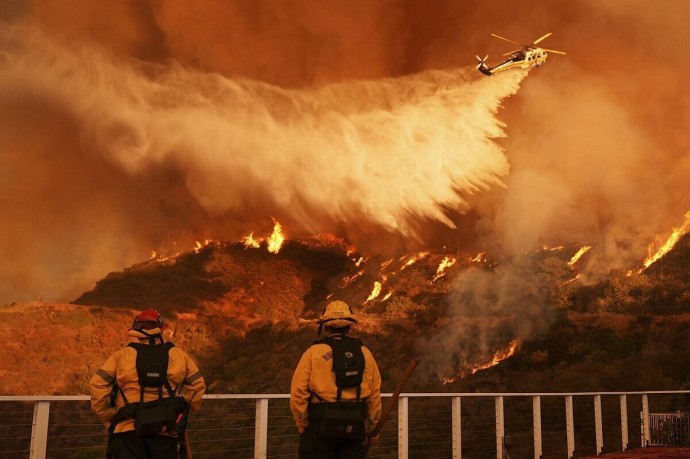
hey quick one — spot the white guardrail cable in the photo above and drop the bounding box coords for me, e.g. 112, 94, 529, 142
1, 391, 690, 458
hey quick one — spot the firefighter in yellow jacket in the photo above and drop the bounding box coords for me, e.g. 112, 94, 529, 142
89, 309, 206, 459
290, 300, 382, 459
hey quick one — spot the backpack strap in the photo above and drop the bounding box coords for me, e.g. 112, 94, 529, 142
314, 335, 365, 403
128, 341, 176, 402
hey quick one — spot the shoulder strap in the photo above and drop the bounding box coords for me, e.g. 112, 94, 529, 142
317, 335, 365, 402
128, 341, 176, 402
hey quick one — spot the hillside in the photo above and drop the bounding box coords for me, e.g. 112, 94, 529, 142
2, 235, 689, 395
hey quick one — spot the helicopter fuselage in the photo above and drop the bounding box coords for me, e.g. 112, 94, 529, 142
478, 47, 549, 76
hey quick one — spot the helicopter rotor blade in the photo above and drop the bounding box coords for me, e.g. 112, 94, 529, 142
491, 33, 525, 47
542, 48, 566, 55
502, 49, 521, 56
532, 32, 553, 45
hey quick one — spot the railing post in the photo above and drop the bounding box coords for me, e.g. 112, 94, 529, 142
452, 397, 462, 459
398, 396, 408, 459
254, 398, 268, 459
565, 395, 575, 459
495, 396, 504, 459
30, 401, 50, 459
641, 394, 650, 447
533, 396, 542, 459
620, 394, 628, 451
594, 394, 603, 454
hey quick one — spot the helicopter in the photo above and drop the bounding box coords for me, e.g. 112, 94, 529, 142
476, 32, 565, 76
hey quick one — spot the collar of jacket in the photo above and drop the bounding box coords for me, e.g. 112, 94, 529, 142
127, 328, 163, 341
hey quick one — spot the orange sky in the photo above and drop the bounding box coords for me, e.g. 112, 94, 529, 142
1, 0, 689, 304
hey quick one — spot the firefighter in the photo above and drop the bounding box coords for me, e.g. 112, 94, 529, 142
89, 309, 206, 459
290, 300, 382, 459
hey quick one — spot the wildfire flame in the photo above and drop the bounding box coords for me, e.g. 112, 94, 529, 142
564, 274, 582, 285
568, 246, 592, 267
267, 221, 285, 254
194, 239, 214, 253
442, 340, 519, 385
242, 232, 261, 249
365, 281, 382, 303
643, 212, 690, 270
380, 258, 394, 271
241, 220, 285, 253
470, 340, 518, 375
382, 292, 392, 301
431, 256, 457, 282
340, 270, 364, 287
401, 251, 429, 270
469, 252, 486, 263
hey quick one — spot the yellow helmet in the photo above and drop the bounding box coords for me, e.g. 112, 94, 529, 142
318, 300, 358, 329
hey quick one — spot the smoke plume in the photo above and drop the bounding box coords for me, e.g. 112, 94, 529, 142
1, 1, 690, 380
0, 22, 524, 303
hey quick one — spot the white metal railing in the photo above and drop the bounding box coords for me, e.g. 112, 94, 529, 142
2, 391, 690, 459
648, 411, 690, 447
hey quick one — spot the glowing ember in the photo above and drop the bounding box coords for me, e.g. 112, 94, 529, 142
354, 257, 365, 267
382, 292, 392, 301
340, 270, 364, 287
469, 252, 486, 263
401, 251, 429, 270
568, 246, 592, 267
643, 212, 690, 270
267, 221, 285, 254
380, 258, 394, 270
365, 281, 382, 303
432, 256, 457, 282
564, 274, 582, 284
540, 245, 564, 252
443, 340, 518, 385
150, 251, 158, 260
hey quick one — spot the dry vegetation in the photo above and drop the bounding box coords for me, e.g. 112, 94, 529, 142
2, 235, 690, 396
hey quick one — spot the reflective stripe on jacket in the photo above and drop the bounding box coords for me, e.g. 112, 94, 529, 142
290, 335, 382, 433
89, 328, 206, 434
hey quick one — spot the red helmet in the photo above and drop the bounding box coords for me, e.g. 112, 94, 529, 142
131, 309, 168, 331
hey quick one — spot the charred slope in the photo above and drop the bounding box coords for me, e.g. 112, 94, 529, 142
73, 240, 352, 318
3, 235, 689, 395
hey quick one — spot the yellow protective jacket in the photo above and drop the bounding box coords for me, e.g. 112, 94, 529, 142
89, 329, 206, 434
290, 333, 382, 434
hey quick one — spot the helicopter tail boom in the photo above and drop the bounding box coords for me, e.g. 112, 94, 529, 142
475, 54, 492, 75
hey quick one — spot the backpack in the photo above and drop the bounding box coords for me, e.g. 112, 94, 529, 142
311, 335, 368, 439
124, 341, 186, 436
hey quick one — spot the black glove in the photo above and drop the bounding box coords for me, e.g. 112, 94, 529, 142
110, 403, 139, 426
